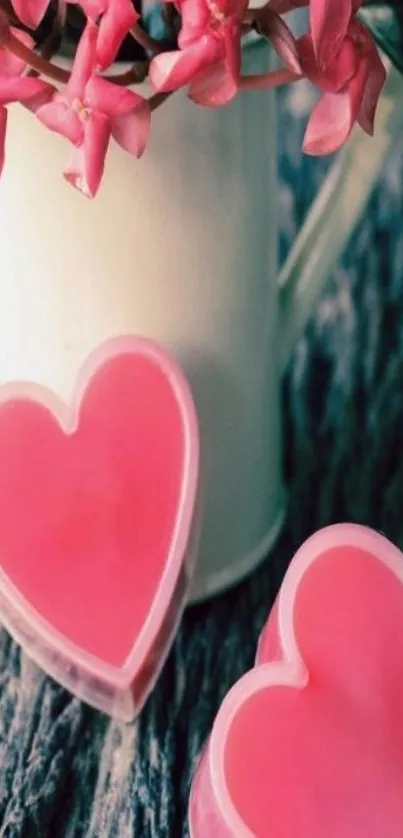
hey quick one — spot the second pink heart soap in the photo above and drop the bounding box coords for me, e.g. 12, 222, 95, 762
0, 335, 199, 720
190, 524, 403, 837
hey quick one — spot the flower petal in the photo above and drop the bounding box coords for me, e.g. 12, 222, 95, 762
303, 57, 370, 156
310, 0, 352, 70
36, 94, 83, 144
149, 36, 219, 92
96, 0, 138, 70
22, 80, 55, 112
298, 33, 358, 92
303, 92, 351, 154
348, 19, 386, 136
0, 105, 7, 177
68, 22, 98, 101
64, 111, 110, 198
85, 75, 151, 156
188, 59, 238, 107
178, 0, 210, 49
0, 29, 34, 77
84, 74, 140, 115
0, 76, 54, 106
357, 51, 386, 136
222, 18, 241, 82
11, 0, 50, 29
254, 6, 301, 73
111, 97, 150, 157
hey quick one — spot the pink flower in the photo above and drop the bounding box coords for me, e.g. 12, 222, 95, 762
309, 0, 362, 70
150, 0, 247, 107
268, 0, 363, 71
10, 0, 51, 30
0, 22, 33, 78
300, 20, 386, 155
69, 0, 138, 70
0, 17, 54, 175
36, 23, 150, 198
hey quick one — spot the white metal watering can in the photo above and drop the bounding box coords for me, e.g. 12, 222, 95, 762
0, 38, 401, 601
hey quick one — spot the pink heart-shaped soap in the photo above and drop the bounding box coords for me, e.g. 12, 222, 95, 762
189, 524, 403, 837
0, 336, 199, 720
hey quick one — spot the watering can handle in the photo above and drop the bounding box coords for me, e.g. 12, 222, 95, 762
279, 59, 403, 371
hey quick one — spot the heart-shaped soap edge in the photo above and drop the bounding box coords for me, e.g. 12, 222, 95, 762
0, 335, 200, 694
205, 523, 403, 838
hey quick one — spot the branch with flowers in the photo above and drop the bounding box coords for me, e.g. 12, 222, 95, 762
0, 0, 387, 197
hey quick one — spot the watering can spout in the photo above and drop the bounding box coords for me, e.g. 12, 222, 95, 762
278, 61, 403, 372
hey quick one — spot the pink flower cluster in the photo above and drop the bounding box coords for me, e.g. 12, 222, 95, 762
0, 0, 386, 197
